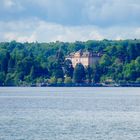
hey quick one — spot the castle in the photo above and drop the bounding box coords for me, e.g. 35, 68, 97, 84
66, 50, 102, 67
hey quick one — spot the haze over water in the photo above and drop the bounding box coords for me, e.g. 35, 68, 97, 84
0, 87, 140, 140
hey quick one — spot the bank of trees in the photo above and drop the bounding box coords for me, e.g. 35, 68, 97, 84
0, 40, 140, 86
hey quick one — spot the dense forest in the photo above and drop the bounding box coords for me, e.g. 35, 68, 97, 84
0, 39, 140, 86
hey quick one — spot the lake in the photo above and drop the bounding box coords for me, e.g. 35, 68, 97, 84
0, 87, 140, 140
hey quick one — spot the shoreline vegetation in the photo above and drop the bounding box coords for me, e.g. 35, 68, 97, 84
0, 39, 140, 87
1, 83, 140, 87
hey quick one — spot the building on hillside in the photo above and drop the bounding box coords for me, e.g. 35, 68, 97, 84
66, 50, 102, 67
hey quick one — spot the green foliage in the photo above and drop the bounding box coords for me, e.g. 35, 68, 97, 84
136, 78, 140, 83
48, 77, 57, 85
0, 39, 140, 86
73, 63, 86, 83
57, 78, 63, 84
64, 59, 74, 78
0, 72, 5, 85
100, 54, 111, 66
92, 63, 101, 83
51, 61, 64, 79
5, 73, 15, 86
85, 66, 93, 83
64, 77, 72, 84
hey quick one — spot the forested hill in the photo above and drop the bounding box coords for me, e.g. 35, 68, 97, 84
0, 39, 140, 86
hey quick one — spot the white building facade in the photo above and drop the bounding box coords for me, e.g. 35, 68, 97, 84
66, 50, 102, 67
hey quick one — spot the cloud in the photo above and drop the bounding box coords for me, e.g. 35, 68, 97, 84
0, 19, 103, 42
0, 19, 140, 43
1, 0, 140, 27
0, 0, 140, 41
2, 0, 24, 10
85, 0, 140, 27
3, 0, 15, 8
4, 32, 37, 42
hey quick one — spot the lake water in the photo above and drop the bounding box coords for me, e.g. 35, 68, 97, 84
0, 87, 140, 140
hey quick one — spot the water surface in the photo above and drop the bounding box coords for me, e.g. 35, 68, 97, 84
0, 87, 140, 140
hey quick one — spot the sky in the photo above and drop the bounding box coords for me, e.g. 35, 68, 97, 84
1, 0, 140, 42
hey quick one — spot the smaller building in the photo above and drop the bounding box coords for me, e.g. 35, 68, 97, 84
66, 50, 102, 67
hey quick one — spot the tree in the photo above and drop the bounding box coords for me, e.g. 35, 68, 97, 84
123, 61, 137, 81
73, 63, 85, 83
57, 78, 63, 84
99, 54, 111, 76
56, 49, 64, 64
135, 56, 140, 77
5, 73, 15, 86
127, 44, 137, 61
8, 57, 15, 73
0, 50, 10, 74
1, 39, 140, 86
30, 66, 35, 80
116, 45, 127, 62
85, 66, 93, 83
64, 77, 72, 84
48, 77, 57, 85
54, 65, 64, 79
51, 61, 64, 79
0, 72, 5, 86
64, 59, 74, 78
105, 46, 117, 56
100, 54, 111, 66
92, 63, 101, 83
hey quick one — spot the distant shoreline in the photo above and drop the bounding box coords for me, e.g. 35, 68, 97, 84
1, 83, 140, 87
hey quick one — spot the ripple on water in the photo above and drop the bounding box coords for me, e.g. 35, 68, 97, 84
0, 87, 140, 140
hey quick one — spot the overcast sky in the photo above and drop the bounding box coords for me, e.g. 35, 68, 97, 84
1, 0, 140, 42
